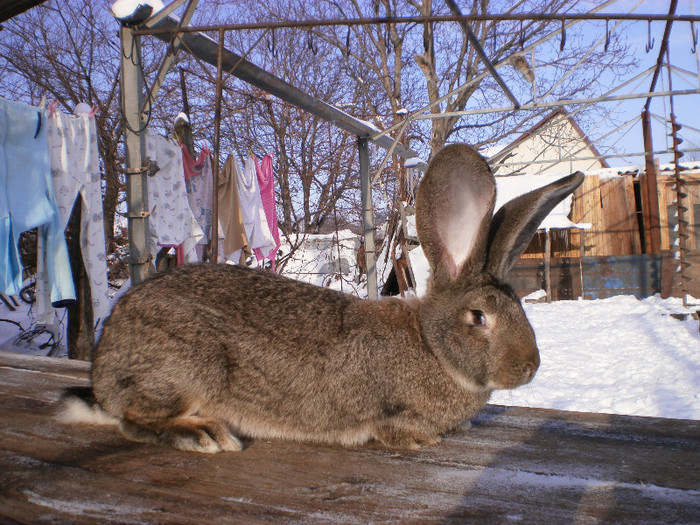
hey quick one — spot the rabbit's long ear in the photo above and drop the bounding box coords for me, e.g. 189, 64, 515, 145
486, 172, 584, 280
416, 144, 496, 288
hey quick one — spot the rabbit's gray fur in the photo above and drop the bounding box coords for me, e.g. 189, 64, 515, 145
84, 144, 583, 453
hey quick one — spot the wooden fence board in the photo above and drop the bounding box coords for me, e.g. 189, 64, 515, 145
1, 351, 699, 524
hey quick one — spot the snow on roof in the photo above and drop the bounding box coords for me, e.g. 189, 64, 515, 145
354, 118, 381, 133
563, 162, 700, 180
479, 143, 508, 159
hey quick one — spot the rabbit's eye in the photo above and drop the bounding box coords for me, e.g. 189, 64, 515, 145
468, 309, 487, 327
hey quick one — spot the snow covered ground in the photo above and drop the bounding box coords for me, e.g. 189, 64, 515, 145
490, 293, 700, 420
1, 278, 698, 421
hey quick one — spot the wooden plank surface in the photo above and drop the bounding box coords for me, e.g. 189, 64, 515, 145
1, 350, 698, 524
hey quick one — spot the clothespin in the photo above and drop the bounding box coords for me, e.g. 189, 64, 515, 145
39, 96, 46, 110
47, 99, 60, 117
89, 105, 99, 119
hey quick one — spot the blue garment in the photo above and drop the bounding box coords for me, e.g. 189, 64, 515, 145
0, 97, 75, 304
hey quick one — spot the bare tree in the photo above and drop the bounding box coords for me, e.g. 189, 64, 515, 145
0, 2, 125, 250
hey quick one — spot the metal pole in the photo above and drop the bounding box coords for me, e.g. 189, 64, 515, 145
211, 28, 224, 263
179, 67, 191, 118
134, 13, 700, 36
145, 14, 425, 167
408, 88, 700, 120
120, 26, 150, 285
142, 0, 200, 113
645, 0, 679, 112
374, 0, 620, 140
641, 109, 661, 254
358, 138, 378, 300
544, 230, 552, 303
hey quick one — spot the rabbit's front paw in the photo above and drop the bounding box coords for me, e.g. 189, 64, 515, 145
174, 417, 243, 453
375, 424, 442, 450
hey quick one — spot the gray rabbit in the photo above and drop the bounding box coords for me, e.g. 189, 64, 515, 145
63, 144, 583, 453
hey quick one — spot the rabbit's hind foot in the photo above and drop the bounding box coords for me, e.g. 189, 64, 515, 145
374, 422, 442, 450
120, 415, 243, 453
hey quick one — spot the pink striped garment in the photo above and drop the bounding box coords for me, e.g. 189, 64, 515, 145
253, 154, 281, 270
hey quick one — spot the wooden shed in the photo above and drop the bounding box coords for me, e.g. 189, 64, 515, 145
507, 166, 700, 300
519, 171, 642, 260
483, 110, 700, 299
523, 165, 700, 259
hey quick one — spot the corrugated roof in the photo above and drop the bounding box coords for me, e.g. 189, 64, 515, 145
0, 0, 49, 24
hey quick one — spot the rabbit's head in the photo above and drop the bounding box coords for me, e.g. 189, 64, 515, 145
415, 144, 583, 393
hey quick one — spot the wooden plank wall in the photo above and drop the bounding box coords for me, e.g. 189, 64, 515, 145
521, 174, 642, 260
657, 172, 700, 251
521, 172, 700, 256
571, 174, 641, 257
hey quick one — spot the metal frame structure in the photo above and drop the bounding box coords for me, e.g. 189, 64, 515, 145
120, 1, 700, 302
0, 0, 48, 24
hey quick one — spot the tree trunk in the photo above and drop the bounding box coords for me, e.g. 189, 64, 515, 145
65, 198, 95, 361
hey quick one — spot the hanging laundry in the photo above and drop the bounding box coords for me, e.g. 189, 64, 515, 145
253, 154, 281, 270
238, 154, 276, 265
0, 97, 75, 303
143, 129, 203, 263
182, 146, 213, 241
182, 145, 226, 261
219, 154, 250, 264
35, 106, 111, 324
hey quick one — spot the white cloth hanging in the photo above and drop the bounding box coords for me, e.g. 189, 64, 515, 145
143, 130, 203, 263
182, 146, 226, 261
238, 154, 276, 262
37, 110, 111, 324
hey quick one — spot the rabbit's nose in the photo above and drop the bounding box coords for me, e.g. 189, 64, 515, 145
522, 363, 537, 383
522, 351, 540, 382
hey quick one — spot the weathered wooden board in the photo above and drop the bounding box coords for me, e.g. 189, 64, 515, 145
1, 350, 699, 524
658, 173, 700, 252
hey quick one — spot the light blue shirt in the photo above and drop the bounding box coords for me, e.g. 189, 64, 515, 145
0, 97, 75, 304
